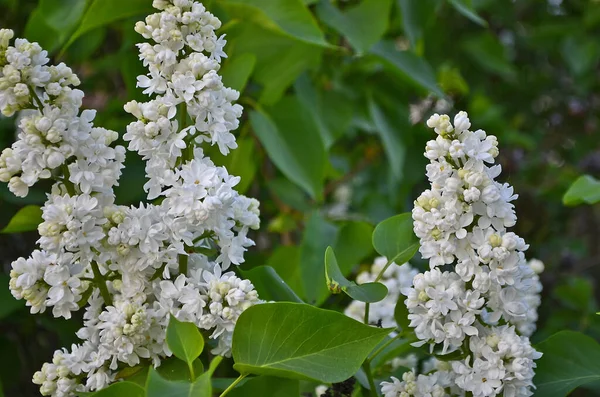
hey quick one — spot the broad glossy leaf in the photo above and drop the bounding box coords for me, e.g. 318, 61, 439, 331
563, 175, 600, 206
221, 0, 330, 48
370, 41, 443, 96
294, 74, 354, 149
231, 302, 391, 382
156, 357, 204, 382
369, 99, 405, 181
221, 53, 257, 93
265, 245, 304, 296
166, 316, 204, 376
398, 0, 438, 49
333, 221, 375, 275
62, 0, 154, 52
1, 205, 43, 234
394, 295, 410, 334
372, 213, 419, 265
448, 0, 487, 27
325, 247, 387, 303
24, 0, 87, 52
85, 381, 144, 397
534, 331, 600, 396
227, 23, 322, 105
228, 376, 299, 397
240, 266, 303, 303
250, 99, 326, 200
316, 0, 392, 54
299, 212, 338, 305
145, 367, 211, 397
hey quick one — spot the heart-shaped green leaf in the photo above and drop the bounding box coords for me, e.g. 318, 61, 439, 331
372, 213, 419, 266
325, 246, 387, 303
232, 302, 391, 383
534, 331, 600, 397
145, 367, 211, 397
166, 316, 204, 379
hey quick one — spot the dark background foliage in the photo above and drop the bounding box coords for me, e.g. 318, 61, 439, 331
0, 0, 599, 395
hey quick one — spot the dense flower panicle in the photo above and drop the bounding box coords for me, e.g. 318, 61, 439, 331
380, 112, 543, 397
0, 1, 261, 396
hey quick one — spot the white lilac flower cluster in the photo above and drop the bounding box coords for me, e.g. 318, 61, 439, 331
1, 1, 260, 396
380, 112, 543, 397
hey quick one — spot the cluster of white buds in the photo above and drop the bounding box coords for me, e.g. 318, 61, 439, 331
381, 112, 543, 397
1, 1, 261, 396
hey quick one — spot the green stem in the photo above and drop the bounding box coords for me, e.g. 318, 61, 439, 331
362, 361, 377, 397
90, 261, 112, 306
364, 302, 370, 324
192, 231, 213, 244
207, 355, 223, 376
368, 333, 403, 362
28, 85, 45, 110
60, 164, 77, 196
219, 373, 247, 397
374, 258, 394, 283
188, 362, 196, 381
178, 253, 188, 275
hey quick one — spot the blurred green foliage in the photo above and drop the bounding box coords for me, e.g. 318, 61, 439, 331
1, 0, 600, 395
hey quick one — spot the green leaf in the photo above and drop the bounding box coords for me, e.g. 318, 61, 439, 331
398, 0, 438, 49
85, 381, 144, 397
240, 266, 303, 303
166, 316, 204, 378
372, 213, 419, 265
265, 245, 304, 296
156, 357, 204, 382
394, 295, 410, 334
448, 0, 487, 27
333, 221, 375, 275
462, 33, 516, 80
231, 302, 392, 382
24, 0, 87, 53
325, 247, 388, 303
294, 74, 354, 149
368, 98, 405, 181
227, 376, 299, 397
534, 331, 600, 397
221, 0, 330, 48
316, 0, 392, 54
560, 36, 600, 77
1, 205, 43, 234
221, 53, 257, 93
227, 23, 323, 105
145, 367, 211, 397
370, 41, 443, 96
250, 99, 326, 200
299, 212, 338, 305
563, 175, 600, 206
62, 0, 154, 53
